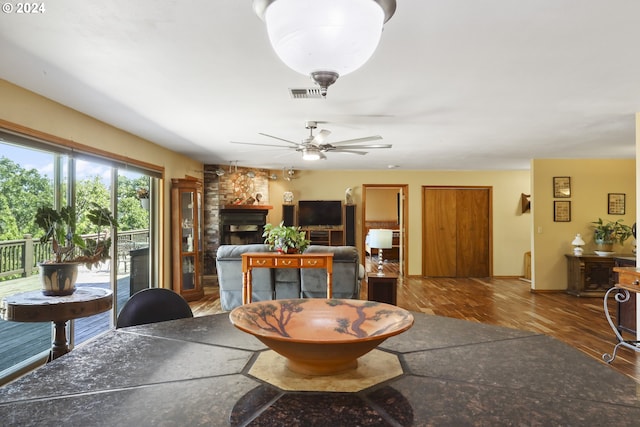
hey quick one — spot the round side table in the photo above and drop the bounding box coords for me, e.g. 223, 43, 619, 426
1, 287, 113, 361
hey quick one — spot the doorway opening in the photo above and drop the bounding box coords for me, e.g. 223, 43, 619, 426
362, 184, 408, 276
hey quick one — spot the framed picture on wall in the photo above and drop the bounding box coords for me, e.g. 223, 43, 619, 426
553, 176, 571, 198
554, 200, 571, 222
608, 193, 625, 215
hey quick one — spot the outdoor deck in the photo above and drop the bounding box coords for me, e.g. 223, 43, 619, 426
0, 267, 133, 373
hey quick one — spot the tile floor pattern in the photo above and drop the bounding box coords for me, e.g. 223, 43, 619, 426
1, 311, 639, 426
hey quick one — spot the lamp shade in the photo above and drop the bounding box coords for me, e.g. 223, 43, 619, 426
571, 234, 585, 246
369, 229, 393, 249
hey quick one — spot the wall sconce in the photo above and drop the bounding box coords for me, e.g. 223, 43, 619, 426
368, 229, 393, 276
571, 234, 585, 256
229, 161, 238, 174
283, 167, 295, 181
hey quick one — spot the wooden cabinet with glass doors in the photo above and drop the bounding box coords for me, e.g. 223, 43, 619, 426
171, 178, 204, 301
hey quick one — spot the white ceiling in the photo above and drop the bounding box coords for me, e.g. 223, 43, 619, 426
1, 1, 639, 171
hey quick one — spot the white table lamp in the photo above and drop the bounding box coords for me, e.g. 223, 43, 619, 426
369, 229, 393, 276
571, 234, 585, 255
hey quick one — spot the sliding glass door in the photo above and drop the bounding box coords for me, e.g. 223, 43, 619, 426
0, 135, 158, 382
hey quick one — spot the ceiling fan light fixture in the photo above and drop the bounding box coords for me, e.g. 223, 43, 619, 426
302, 147, 322, 161
253, 0, 395, 95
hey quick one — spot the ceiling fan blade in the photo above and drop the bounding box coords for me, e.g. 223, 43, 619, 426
230, 141, 292, 148
327, 135, 383, 146
258, 132, 300, 147
311, 129, 331, 145
321, 143, 392, 152
330, 149, 368, 155
338, 143, 392, 149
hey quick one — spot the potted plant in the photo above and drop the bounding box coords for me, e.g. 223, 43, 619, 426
136, 187, 150, 210
35, 203, 118, 295
591, 218, 633, 254
262, 221, 310, 254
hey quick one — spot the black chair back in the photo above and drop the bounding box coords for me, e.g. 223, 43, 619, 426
116, 288, 194, 328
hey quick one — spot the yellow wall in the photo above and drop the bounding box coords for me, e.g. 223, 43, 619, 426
531, 159, 636, 291
267, 169, 532, 277
365, 188, 399, 221
0, 80, 204, 288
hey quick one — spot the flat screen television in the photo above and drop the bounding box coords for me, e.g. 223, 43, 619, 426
298, 200, 343, 227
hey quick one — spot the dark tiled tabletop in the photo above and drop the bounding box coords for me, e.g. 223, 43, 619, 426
1, 311, 639, 426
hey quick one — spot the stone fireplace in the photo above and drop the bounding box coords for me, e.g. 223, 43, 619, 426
202, 164, 273, 274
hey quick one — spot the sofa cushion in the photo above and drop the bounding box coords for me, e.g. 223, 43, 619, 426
216, 244, 272, 259
216, 244, 274, 310
300, 246, 361, 299
274, 268, 301, 299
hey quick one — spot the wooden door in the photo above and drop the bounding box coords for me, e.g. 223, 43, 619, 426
423, 189, 457, 276
423, 187, 491, 277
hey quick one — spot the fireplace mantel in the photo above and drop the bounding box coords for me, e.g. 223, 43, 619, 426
220, 205, 273, 211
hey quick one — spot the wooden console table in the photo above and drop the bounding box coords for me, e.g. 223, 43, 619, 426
1, 287, 113, 361
241, 253, 333, 304
565, 253, 634, 297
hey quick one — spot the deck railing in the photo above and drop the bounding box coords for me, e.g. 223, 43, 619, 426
0, 230, 149, 280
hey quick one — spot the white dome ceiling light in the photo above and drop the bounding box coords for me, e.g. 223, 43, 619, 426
253, 0, 396, 97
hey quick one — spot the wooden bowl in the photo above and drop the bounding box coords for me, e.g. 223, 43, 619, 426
229, 298, 414, 376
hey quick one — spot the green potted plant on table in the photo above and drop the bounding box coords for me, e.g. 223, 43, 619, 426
262, 221, 310, 254
35, 203, 118, 296
591, 218, 633, 255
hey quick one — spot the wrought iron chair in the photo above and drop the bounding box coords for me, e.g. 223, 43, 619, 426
116, 288, 193, 328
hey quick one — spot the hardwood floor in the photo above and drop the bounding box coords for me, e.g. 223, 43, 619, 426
193, 269, 640, 383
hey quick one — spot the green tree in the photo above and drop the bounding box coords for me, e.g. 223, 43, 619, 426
117, 175, 148, 200
116, 175, 149, 231
0, 193, 19, 240
118, 197, 149, 231
0, 156, 53, 239
75, 176, 110, 234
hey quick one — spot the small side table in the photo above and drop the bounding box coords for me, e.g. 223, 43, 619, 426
367, 273, 398, 305
1, 287, 113, 361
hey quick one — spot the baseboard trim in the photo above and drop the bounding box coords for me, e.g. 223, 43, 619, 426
530, 289, 566, 294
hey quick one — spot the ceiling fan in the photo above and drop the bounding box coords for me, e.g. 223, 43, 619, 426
231, 121, 392, 161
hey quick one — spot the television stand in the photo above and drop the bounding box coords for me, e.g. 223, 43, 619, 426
302, 227, 344, 246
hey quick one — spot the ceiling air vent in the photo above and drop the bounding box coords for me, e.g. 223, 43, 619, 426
289, 88, 324, 99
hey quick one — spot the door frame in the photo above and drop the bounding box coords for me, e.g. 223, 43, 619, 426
362, 184, 409, 276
